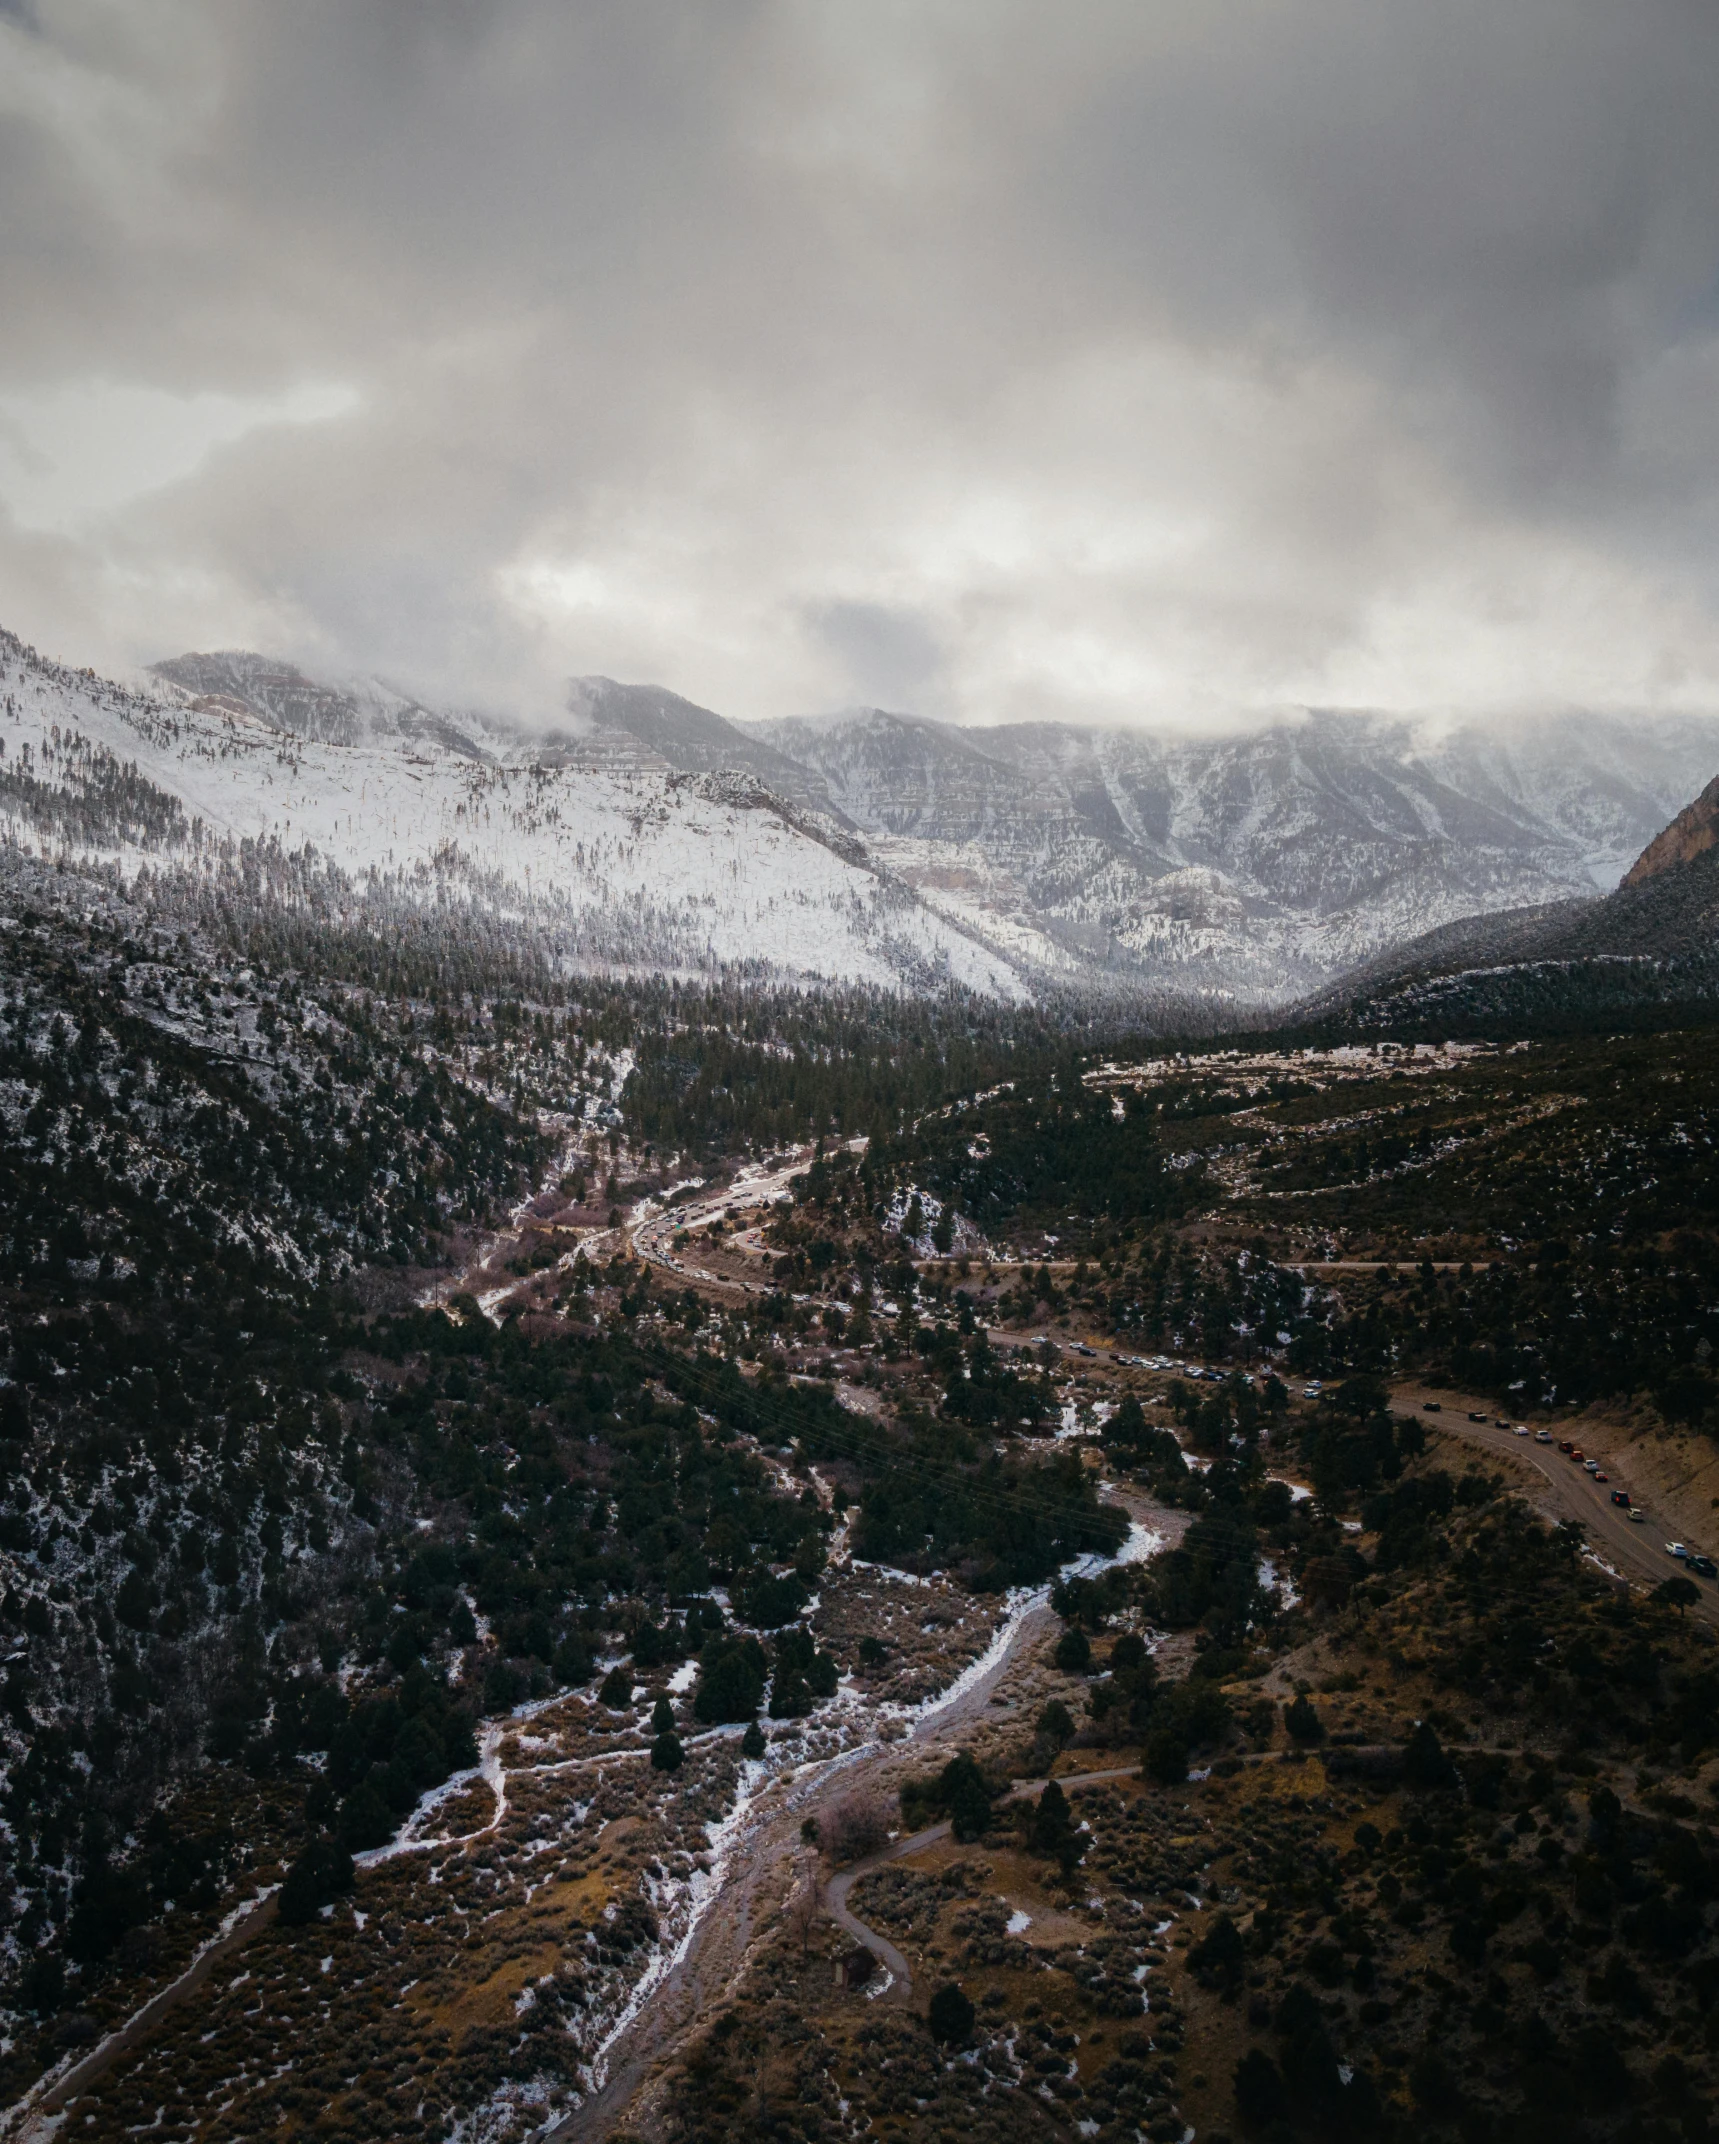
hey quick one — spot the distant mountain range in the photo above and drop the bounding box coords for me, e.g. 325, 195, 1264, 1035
575, 680, 1719, 1005
1297, 781, 1719, 1037
2, 628, 1715, 1014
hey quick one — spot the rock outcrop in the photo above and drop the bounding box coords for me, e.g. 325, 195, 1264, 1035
1623, 770, 1719, 887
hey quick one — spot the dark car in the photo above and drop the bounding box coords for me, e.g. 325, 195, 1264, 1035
1424, 1401, 1442, 1413
1610, 1490, 1632, 1508
1689, 1555, 1718, 1580
1468, 1411, 1488, 1422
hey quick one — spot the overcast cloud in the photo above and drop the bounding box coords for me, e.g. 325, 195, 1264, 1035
2, 0, 1718, 728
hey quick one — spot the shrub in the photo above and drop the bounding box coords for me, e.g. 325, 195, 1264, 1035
1036, 1699, 1075, 1752
1234, 2048, 1287, 2126
694, 1635, 766, 1724
738, 1572, 808, 1629
1145, 1727, 1188, 1785
1054, 1626, 1092, 1674
823, 1794, 890, 1865
20, 1953, 64, 2016
1189, 1911, 1245, 1993
900, 1750, 994, 1840
1284, 1694, 1325, 1745
1403, 1721, 1458, 1791
928, 1982, 975, 2044
279, 1837, 356, 1925
338, 1780, 396, 1853
553, 1635, 593, 1686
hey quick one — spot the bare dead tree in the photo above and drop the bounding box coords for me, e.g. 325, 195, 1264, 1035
788, 1850, 821, 1956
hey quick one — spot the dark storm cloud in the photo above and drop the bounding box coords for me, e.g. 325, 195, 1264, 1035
1, 0, 1717, 724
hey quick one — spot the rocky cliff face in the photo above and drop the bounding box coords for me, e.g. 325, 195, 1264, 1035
1622, 769, 1719, 886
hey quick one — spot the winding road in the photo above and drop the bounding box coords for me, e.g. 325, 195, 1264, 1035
1392, 1383, 1719, 1630
546, 1598, 1063, 2139
822, 1762, 1148, 2005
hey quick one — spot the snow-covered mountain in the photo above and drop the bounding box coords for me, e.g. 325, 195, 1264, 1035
0, 636, 1024, 999
4, 626, 1714, 1010
737, 705, 1719, 992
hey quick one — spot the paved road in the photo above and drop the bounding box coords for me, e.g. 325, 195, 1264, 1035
823, 1763, 1146, 2002
626, 1145, 844, 1298
1394, 1383, 1719, 1629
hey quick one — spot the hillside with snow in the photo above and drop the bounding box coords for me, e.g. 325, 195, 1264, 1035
0, 634, 1026, 1001
4, 627, 1715, 1011
742, 705, 1719, 994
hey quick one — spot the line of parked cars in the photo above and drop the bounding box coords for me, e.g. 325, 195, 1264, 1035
1417, 1394, 1719, 1580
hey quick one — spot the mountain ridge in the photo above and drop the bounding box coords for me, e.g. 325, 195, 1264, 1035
2, 627, 1713, 1011
1292, 825, 1719, 1037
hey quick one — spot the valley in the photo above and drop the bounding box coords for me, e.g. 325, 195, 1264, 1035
0, 625, 1717, 2143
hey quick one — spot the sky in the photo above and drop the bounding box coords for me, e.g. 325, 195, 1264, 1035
3, 0, 1719, 731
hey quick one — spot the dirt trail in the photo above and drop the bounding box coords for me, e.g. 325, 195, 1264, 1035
548, 1599, 1063, 2140
553, 1458, 1171, 2144
6, 1893, 279, 2144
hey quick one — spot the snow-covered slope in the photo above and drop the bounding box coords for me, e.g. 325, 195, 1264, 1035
0, 633, 1025, 998
6, 627, 1712, 1010
743, 705, 1719, 994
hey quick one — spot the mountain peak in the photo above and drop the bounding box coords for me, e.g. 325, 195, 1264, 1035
151, 648, 366, 745
1621, 769, 1719, 887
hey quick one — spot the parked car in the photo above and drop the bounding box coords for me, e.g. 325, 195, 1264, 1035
1610, 1490, 1632, 1508
1594, 1471, 1609, 1483
1558, 1440, 1575, 1454
1535, 1429, 1553, 1444
1689, 1555, 1718, 1580
1424, 1401, 1443, 1413
1468, 1411, 1489, 1422
1628, 1508, 1647, 1523
1513, 1424, 1531, 1436
1583, 1459, 1600, 1474
1666, 1543, 1689, 1560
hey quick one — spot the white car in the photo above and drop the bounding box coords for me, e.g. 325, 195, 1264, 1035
1667, 1543, 1689, 1560
1514, 1425, 1531, 1437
